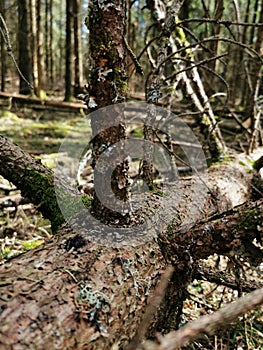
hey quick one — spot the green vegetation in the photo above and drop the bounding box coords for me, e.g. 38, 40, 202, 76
0, 109, 89, 154
21, 239, 43, 251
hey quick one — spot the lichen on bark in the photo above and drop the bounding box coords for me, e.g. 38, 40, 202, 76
85, 0, 132, 224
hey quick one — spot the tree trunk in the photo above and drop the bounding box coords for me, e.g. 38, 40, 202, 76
18, 0, 33, 95
73, 0, 83, 95
36, 0, 44, 94
0, 1, 6, 92
58, 0, 63, 84
86, 0, 131, 224
0, 136, 262, 349
49, 0, 54, 84
64, 0, 73, 101
44, 0, 50, 85
207, 0, 224, 81
0, 135, 81, 232
30, 0, 40, 96
248, 0, 263, 152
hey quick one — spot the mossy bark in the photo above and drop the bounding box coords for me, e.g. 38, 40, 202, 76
0, 135, 79, 231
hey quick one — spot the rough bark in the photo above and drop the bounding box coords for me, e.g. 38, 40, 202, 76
0, 135, 81, 231
64, 0, 73, 101
0, 188, 261, 350
159, 197, 263, 266
0, 232, 164, 350
87, 0, 131, 223
73, 0, 83, 95
18, 0, 33, 95
0, 138, 262, 349
0, 3, 6, 92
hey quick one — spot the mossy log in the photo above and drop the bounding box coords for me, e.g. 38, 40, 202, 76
0, 135, 82, 231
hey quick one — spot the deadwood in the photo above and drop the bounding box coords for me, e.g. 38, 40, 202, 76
0, 91, 87, 113
159, 198, 263, 266
139, 287, 263, 350
0, 135, 64, 231
0, 137, 262, 349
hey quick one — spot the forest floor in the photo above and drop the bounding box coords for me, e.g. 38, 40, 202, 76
0, 98, 263, 349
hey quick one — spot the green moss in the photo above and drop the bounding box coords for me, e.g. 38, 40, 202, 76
236, 208, 258, 231
131, 128, 144, 138
81, 195, 92, 208
22, 240, 43, 250
238, 160, 246, 167
249, 159, 256, 168
0, 110, 20, 120
150, 188, 164, 196
39, 90, 47, 100
22, 169, 65, 232
0, 246, 11, 260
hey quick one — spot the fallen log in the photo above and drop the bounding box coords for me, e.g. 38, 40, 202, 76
0, 91, 87, 115
0, 137, 262, 349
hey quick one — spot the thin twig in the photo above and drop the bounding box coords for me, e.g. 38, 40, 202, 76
0, 12, 33, 90
178, 18, 263, 28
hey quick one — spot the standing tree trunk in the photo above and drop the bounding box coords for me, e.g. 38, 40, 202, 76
0, 1, 6, 92
49, 0, 54, 84
58, 0, 63, 84
242, 0, 260, 113
30, 0, 40, 96
207, 0, 224, 84
36, 0, 44, 95
73, 0, 83, 95
87, 0, 131, 223
44, 0, 50, 86
64, 0, 73, 101
248, 0, 263, 152
18, 0, 33, 95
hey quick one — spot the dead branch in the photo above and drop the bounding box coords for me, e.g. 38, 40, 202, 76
139, 287, 263, 350
127, 265, 175, 350
194, 263, 263, 292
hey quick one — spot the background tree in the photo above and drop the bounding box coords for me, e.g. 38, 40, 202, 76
30, 0, 40, 96
64, 0, 73, 101
18, 0, 33, 94
73, 0, 83, 95
0, 1, 6, 92
36, 0, 44, 95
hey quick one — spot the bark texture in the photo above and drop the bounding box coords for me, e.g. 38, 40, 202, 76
18, 0, 33, 94
0, 141, 261, 349
87, 0, 131, 223
0, 233, 164, 350
0, 135, 80, 231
